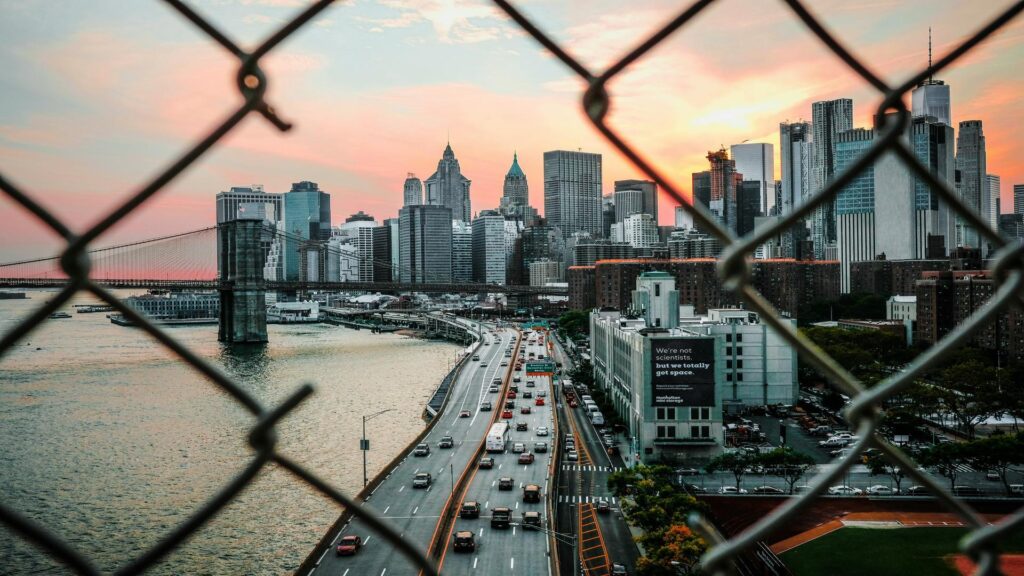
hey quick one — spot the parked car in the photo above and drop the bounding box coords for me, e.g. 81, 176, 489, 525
953, 486, 985, 497
413, 472, 432, 489
438, 436, 454, 449
676, 467, 701, 476
905, 485, 931, 496
479, 457, 494, 469
518, 452, 535, 464
683, 484, 707, 494
717, 486, 748, 495
611, 563, 629, 576
498, 477, 514, 491
536, 426, 549, 436
460, 501, 480, 519
335, 535, 362, 556
986, 471, 1000, 481
865, 485, 898, 495
413, 443, 430, 457
827, 485, 862, 496
752, 486, 785, 495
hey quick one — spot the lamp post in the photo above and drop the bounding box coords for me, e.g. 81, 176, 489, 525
362, 408, 395, 487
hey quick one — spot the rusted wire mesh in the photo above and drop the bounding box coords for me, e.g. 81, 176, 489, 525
1, 1, 1023, 575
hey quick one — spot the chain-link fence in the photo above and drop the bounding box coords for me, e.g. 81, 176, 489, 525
2, 0, 1023, 575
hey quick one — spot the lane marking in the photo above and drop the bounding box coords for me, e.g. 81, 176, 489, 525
316, 548, 328, 566
383, 505, 390, 514
413, 507, 419, 515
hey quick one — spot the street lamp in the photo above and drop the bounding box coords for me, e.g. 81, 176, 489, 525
362, 408, 395, 487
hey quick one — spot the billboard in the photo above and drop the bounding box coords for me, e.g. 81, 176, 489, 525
650, 338, 715, 406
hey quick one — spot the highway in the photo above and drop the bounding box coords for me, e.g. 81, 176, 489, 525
310, 325, 519, 576
438, 330, 557, 575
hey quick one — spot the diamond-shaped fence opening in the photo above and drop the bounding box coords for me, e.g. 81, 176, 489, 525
2, 0, 1023, 575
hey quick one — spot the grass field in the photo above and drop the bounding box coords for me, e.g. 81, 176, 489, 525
781, 527, 1024, 576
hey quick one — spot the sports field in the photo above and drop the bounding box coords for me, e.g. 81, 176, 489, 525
781, 527, 1024, 576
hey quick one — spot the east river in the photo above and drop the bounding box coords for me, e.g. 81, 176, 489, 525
0, 290, 460, 574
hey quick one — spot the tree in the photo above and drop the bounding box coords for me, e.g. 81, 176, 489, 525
557, 309, 589, 340
865, 450, 908, 494
761, 447, 816, 494
918, 442, 967, 491
568, 359, 595, 390
963, 434, 1024, 496
931, 360, 1001, 439
635, 524, 705, 576
706, 451, 755, 491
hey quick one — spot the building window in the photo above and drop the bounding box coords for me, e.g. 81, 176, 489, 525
725, 334, 732, 343
690, 425, 711, 438
726, 359, 732, 369
690, 407, 710, 420
656, 407, 676, 420
736, 334, 743, 343
737, 372, 744, 381
736, 346, 744, 355
726, 346, 733, 356
657, 425, 677, 438
726, 372, 732, 381
655, 283, 661, 297
736, 360, 744, 369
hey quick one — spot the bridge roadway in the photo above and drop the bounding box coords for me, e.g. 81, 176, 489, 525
309, 326, 520, 576
438, 333, 557, 576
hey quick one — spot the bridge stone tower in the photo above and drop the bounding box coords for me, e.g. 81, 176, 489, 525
218, 217, 268, 343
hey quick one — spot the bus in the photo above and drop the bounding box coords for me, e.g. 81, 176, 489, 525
485, 422, 510, 452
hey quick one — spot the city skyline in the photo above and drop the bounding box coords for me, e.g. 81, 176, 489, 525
2, 0, 1024, 262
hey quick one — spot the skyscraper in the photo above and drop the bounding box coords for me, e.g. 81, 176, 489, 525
425, 142, 472, 223
472, 210, 507, 285
730, 143, 774, 214
283, 181, 331, 281
986, 174, 1001, 227
955, 120, 987, 249
613, 180, 658, 223
1015, 184, 1024, 215
403, 173, 424, 206
737, 180, 762, 237
543, 150, 603, 238
398, 204, 452, 283
705, 148, 740, 234
811, 98, 854, 258
451, 221, 473, 283
497, 152, 537, 227
780, 121, 814, 257
911, 30, 952, 126
910, 115, 956, 258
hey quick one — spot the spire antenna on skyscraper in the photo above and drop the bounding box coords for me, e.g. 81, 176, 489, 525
929, 26, 933, 82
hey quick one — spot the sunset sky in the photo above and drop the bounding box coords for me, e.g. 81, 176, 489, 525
1, 0, 1022, 263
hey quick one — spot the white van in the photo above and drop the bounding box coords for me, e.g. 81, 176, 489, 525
586, 404, 600, 415
590, 412, 605, 426
581, 395, 593, 404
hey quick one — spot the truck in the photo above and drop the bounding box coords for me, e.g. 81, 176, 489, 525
491, 507, 512, 529
485, 422, 510, 452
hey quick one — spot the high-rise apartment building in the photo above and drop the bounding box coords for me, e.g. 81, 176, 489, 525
403, 173, 424, 206
955, 120, 987, 249
730, 143, 774, 214
451, 220, 473, 283
425, 143, 472, 223
283, 181, 331, 281
398, 204, 452, 283
986, 174, 1000, 227
543, 150, 603, 238
1015, 184, 1024, 215
811, 98, 854, 259
779, 121, 814, 258
613, 180, 658, 223
472, 210, 507, 285
622, 213, 659, 248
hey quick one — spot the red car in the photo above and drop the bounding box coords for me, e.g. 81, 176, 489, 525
518, 452, 535, 464
569, 400, 578, 408
535, 398, 545, 406
459, 410, 471, 418
336, 535, 362, 556
501, 410, 513, 419
507, 391, 517, 399
520, 406, 532, 415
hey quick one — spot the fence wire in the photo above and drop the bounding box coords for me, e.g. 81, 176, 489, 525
0, 1, 1022, 575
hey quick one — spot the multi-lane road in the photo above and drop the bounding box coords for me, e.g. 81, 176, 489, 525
310, 325, 518, 576
438, 332, 558, 575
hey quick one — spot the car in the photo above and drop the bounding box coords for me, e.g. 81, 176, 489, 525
501, 410, 513, 419
518, 452, 535, 464
459, 410, 471, 418
520, 406, 532, 415
611, 563, 628, 576
523, 484, 541, 503
480, 401, 492, 411
905, 485, 931, 496
523, 391, 533, 399
480, 362, 488, 367
453, 530, 476, 552
413, 472, 432, 488
793, 485, 812, 494
498, 477, 514, 491
516, 421, 528, 431
534, 442, 548, 453
438, 436, 454, 449
566, 450, 579, 461
569, 400, 578, 408
819, 437, 849, 448
752, 486, 785, 495
682, 483, 707, 494
865, 485, 897, 495
534, 397, 546, 407
510, 384, 519, 393
526, 380, 536, 388
472, 355, 480, 361
492, 377, 503, 385
479, 457, 494, 469
717, 486, 748, 495
500, 361, 508, 366
596, 500, 610, 513
676, 467, 700, 476
413, 443, 430, 457
953, 486, 984, 497
827, 485, 862, 496
460, 501, 480, 519
336, 535, 362, 556
512, 442, 526, 454
507, 391, 517, 399
489, 386, 500, 393
513, 376, 521, 383
537, 390, 547, 397
522, 511, 542, 530
536, 426, 549, 436
491, 507, 512, 529
986, 471, 1000, 481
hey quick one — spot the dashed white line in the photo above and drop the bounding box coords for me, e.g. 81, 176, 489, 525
316, 549, 328, 566
413, 506, 419, 515
383, 505, 390, 514
398, 486, 404, 492
511, 557, 515, 569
